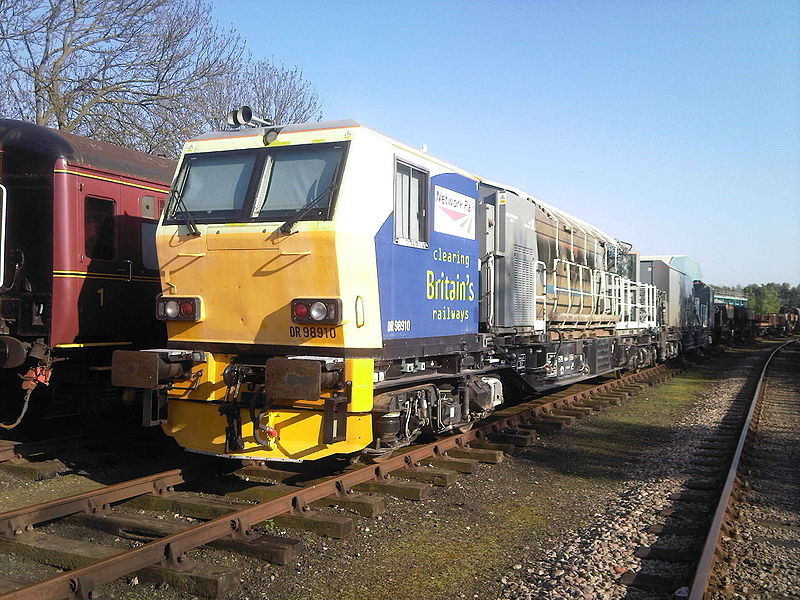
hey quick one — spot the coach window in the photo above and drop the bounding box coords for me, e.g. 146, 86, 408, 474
85, 196, 116, 260
394, 160, 428, 247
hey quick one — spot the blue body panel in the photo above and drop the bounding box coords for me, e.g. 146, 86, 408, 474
375, 173, 480, 341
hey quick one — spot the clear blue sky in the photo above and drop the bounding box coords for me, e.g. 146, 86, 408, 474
212, 0, 799, 286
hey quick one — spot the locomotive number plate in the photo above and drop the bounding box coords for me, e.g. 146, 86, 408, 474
289, 326, 337, 339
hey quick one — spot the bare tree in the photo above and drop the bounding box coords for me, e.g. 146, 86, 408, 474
243, 59, 322, 125
201, 58, 322, 131
0, 0, 245, 155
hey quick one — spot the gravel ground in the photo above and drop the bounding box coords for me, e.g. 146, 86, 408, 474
0, 343, 780, 600
499, 345, 772, 600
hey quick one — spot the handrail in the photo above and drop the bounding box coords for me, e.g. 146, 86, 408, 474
0, 184, 7, 289
534, 259, 546, 328
547, 258, 658, 329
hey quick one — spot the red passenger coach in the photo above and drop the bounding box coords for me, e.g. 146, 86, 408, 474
0, 119, 175, 428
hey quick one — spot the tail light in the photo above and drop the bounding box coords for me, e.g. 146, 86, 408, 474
291, 298, 342, 324
157, 296, 202, 321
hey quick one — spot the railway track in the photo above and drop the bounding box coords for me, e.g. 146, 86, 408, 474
586, 341, 800, 598
0, 432, 128, 465
0, 364, 676, 600
689, 340, 799, 599
0, 428, 175, 482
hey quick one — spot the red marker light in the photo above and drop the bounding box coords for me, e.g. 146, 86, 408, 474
180, 301, 195, 317
293, 303, 309, 319
265, 426, 278, 438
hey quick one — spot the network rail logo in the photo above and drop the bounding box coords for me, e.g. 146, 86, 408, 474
433, 185, 475, 240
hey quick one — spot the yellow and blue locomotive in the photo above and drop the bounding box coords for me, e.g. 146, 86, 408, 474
113, 114, 713, 461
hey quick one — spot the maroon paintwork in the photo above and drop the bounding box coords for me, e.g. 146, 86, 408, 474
0, 120, 175, 404
50, 157, 172, 347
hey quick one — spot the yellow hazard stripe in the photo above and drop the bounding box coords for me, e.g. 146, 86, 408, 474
53, 270, 160, 283
55, 341, 133, 348
54, 169, 170, 193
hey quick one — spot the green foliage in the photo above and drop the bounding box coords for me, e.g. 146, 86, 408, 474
711, 282, 800, 314
742, 283, 791, 314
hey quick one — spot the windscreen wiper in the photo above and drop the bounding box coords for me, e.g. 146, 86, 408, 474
278, 163, 341, 234
169, 188, 201, 237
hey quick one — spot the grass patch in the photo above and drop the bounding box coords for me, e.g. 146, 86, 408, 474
0, 474, 103, 512
301, 525, 506, 600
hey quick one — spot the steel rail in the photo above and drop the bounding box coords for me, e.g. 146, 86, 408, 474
0, 469, 185, 537
0, 441, 18, 463
0, 428, 165, 464
0, 433, 105, 464
0, 363, 668, 600
688, 340, 797, 600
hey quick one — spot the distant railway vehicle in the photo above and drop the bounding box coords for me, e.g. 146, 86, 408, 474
113, 113, 715, 462
713, 295, 754, 344
0, 120, 174, 429
778, 307, 800, 335
755, 307, 799, 337
639, 255, 713, 359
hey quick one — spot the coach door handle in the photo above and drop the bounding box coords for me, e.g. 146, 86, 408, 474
122, 260, 132, 282
0, 184, 7, 288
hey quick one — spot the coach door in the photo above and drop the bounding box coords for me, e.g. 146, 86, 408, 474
119, 187, 166, 347
77, 184, 165, 347
79, 193, 131, 344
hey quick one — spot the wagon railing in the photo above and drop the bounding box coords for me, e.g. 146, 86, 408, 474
547, 260, 658, 330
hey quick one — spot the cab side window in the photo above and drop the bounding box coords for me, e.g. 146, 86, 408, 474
85, 196, 116, 260
394, 159, 428, 247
